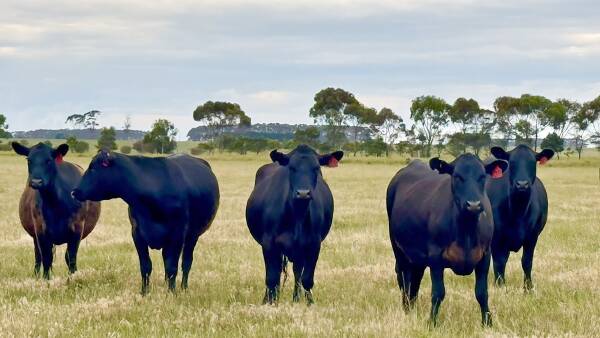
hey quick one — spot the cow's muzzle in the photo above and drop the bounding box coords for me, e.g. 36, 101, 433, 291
294, 189, 312, 200
465, 200, 483, 214
514, 180, 530, 192
29, 178, 43, 189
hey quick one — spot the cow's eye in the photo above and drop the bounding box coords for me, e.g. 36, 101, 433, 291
478, 175, 486, 182
455, 175, 464, 182
46, 159, 52, 165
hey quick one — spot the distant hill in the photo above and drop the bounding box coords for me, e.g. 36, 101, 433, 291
12, 129, 146, 140
187, 123, 371, 141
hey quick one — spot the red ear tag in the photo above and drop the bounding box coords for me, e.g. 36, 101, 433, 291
55, 154, 63, 164
328, 157, 339, 168
101, 160, 110, 167
491, 165, 503, 179
538, 156, 548, 165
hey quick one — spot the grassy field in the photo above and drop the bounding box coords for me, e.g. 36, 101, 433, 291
0, 148, 598, 337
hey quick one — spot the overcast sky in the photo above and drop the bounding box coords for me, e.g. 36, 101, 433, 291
2, 0, 600, 139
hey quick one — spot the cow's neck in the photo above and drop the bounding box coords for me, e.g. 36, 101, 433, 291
37, 177, 79, 221
452, 206, 483, 246
508, 190, 531, 217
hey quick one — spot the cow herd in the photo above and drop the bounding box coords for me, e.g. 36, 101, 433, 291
8, 141, 553, 327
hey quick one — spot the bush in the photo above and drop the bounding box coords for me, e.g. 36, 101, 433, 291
43, 140, 52, 147
66, 136, 89, 153
73, 141, 89, 153
120, 145, 132, 154
190, 143, 215, 155
97, 127, 117, 150
133, 140, 154, 153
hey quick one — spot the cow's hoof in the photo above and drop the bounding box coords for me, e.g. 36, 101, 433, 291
262, 288, 278, 305
305, 290, 314, 306
293, 284, 302, 303
523, 280, 534, 293
482, 312, 493, 327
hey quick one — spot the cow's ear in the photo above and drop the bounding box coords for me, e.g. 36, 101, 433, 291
485, 159, 508, 178
11, 142, 30, 157
53, 144, 69, 158
270, 149, 289, 166
429, 157, 454, 175
490, 146, 509, 160
536, 149, 554, 165
319, 150, 344, 167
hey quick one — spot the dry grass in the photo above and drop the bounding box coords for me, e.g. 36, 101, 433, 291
0, 150, 598, 337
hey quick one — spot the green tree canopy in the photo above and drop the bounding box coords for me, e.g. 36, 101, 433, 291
410, 95, 450, 157
541, 132, 565, 158
193, 101, 251, 138
97, 127, 117, 150
0, 114, 11, 138
66, 110, 101, 130
143, 119, 178, 154
310, 87, 359, 148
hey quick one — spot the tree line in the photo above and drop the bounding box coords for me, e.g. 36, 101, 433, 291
192, 89, 600, 159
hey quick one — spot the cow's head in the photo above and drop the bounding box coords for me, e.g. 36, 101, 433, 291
12, 142, 69, 190
430, 154, 508, 215
72, 149, 119, 201
490, 145, 554, 195
270, 145, 343, 201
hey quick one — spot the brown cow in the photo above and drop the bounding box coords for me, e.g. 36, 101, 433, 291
13, 142, 101, 279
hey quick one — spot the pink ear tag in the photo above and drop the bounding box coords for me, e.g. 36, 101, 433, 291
101, 160, 110, 167
328, 157, 339, 168
538, 156, 548, 165
55, 154, 63, 164
491, 165, 503, 179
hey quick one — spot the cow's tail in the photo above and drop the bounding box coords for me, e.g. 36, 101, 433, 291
281, 255, 289, 289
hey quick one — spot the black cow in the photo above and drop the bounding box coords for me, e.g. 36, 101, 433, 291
12, 142, 101, 279
246, 145, 343, 305
486, 145, 554, 291
387, 154, 508, 326
72, 150, 219, 294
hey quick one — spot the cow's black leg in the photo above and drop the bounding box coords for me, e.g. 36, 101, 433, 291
407, 265, 425, 310
521, 237, 538, 292
429, 267, 445, 327
33, 238, 41, 277
392, 243, 412, 311
38, 236, 54, 280
162, 240, 184, 293
181, 234, 199, 290
475, 252, 492, 327
262, 247, 283, 305
132, 229, 152, 295
65, 237, 81, 274
301, 245, 321, 306
292, 259, 304, 303
492, 247, 509, 286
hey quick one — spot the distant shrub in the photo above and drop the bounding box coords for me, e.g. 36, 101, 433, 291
120, 145, 132, 154
73, 141, 89, 153
190, 143, 215, 156
132, 140, 154, 153
66, 136, 89, 153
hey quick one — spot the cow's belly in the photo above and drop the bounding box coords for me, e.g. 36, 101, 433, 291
139, 224, 170, 250
274, 230, 319, 262
501, 226, 526, 252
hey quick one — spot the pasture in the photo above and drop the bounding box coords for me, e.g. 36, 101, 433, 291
0, 149, 598, 337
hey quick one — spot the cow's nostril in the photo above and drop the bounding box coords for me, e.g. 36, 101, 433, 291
295, 189, 311, 199
515, 180, 530, 189
29, 178, 43, 188
465, 200, 482, 212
